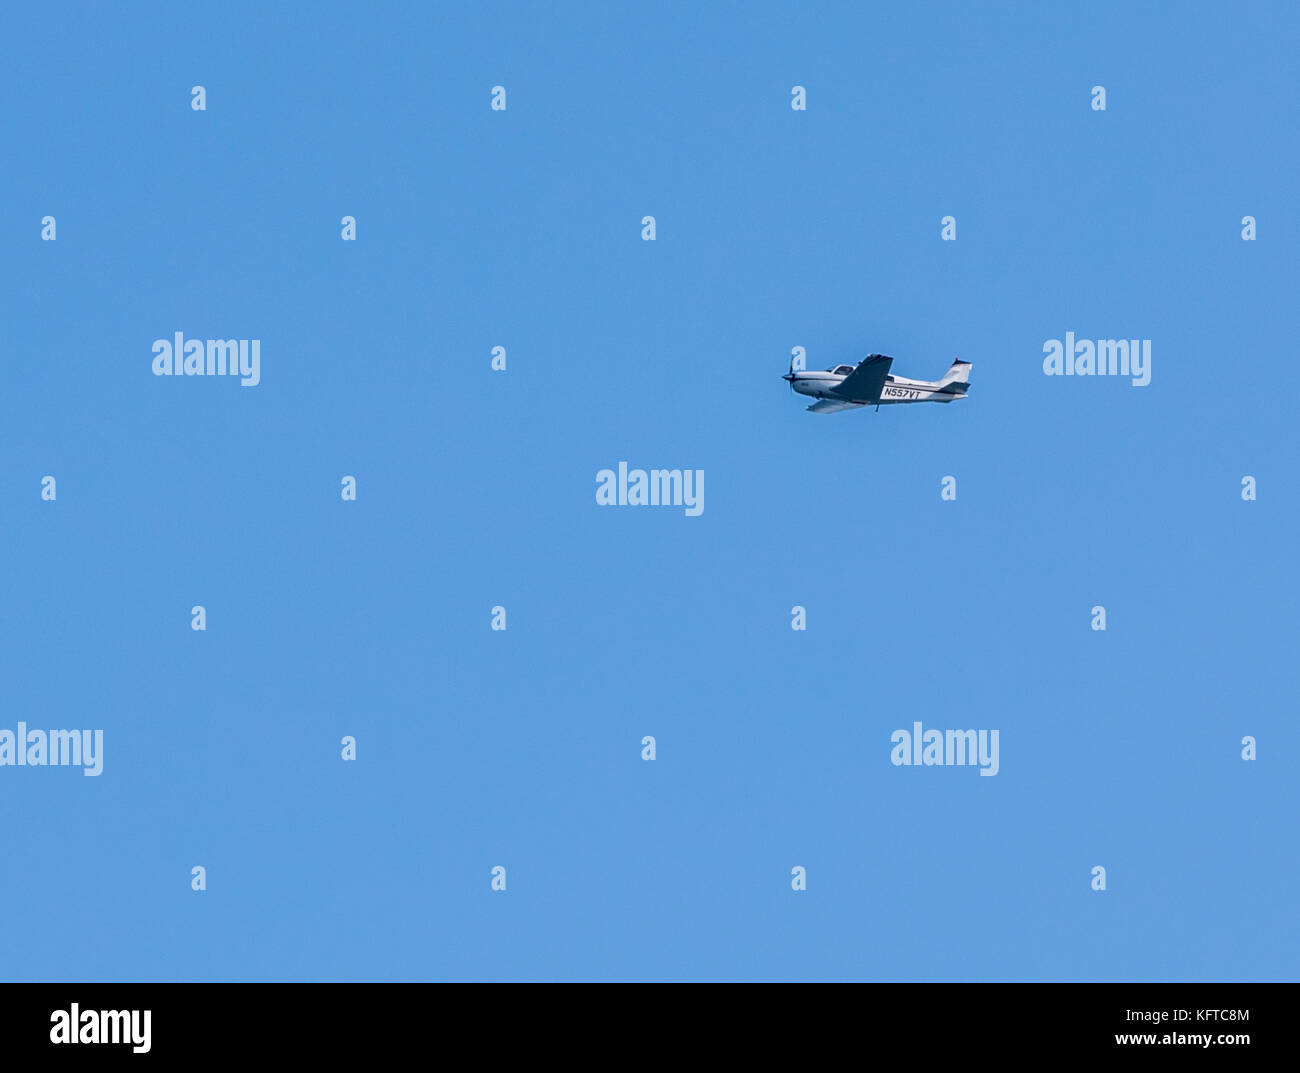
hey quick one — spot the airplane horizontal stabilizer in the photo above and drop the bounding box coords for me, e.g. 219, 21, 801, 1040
937, 359, 972, 391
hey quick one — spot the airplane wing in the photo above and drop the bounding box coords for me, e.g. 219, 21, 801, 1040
806, 398, 866, 414
832, 354, 893, 403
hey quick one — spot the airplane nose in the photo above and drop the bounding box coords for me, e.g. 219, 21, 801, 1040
782, 373, 795, 383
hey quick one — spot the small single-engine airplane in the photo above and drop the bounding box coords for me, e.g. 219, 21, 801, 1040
783, 353, 972, 413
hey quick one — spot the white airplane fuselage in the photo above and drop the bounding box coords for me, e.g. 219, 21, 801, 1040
789, 369, 961, 404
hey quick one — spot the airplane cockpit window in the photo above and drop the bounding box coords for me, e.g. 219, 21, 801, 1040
832, 365, 855, 376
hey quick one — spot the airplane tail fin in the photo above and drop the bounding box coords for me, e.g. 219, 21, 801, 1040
937, 358, 972, 392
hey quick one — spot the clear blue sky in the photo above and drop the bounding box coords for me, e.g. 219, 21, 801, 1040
1, 2, 1295, 981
